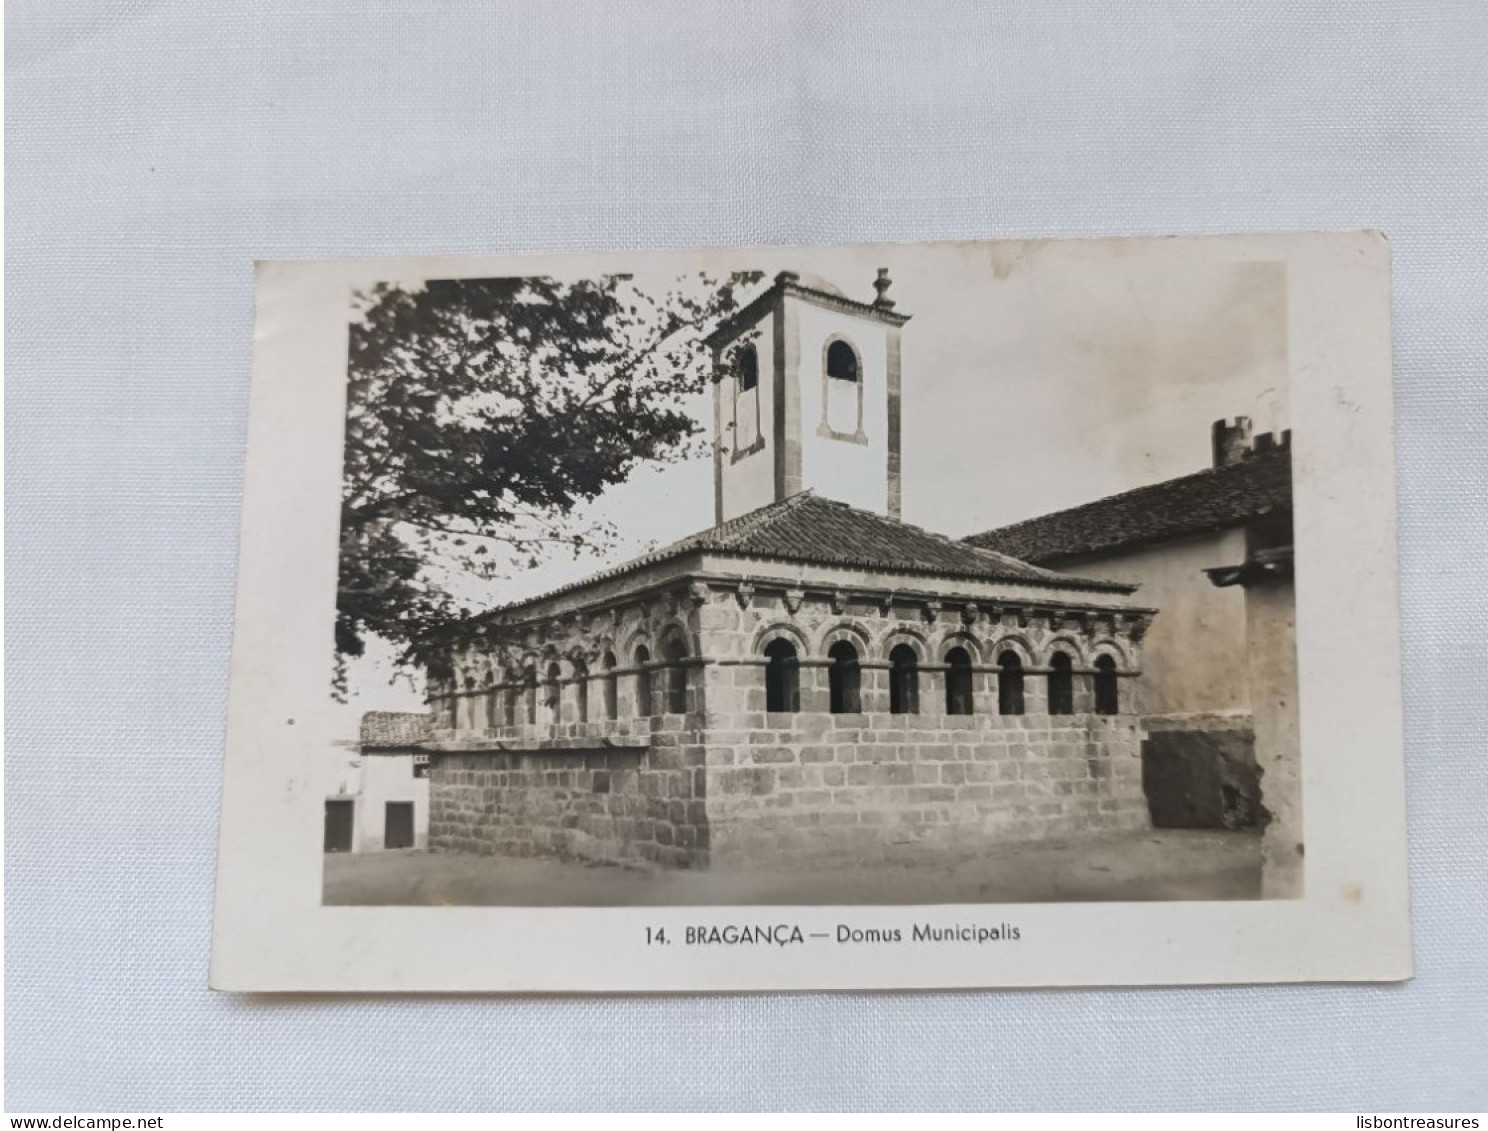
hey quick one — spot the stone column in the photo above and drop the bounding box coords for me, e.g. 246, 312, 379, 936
972, 666, 998, 717
620, 665, 647, 720
470, 683, 491, 734
680, 657, 710, 715
859, 660, 892, 715
1247, 579, 1301, 899
920, 662, 947, 718
557, 671, 579, 731
1071, 671, 1096, 714
798, 658, 831, 714
1023, 668, 1049, 716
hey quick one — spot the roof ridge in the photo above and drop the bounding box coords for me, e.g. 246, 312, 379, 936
696, 491, 815, 547
742, 492, 1113, 587
806, 492, 1036, 555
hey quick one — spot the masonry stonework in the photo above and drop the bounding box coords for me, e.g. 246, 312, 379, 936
423, 558, 1153, 871
418, 268, 1159, 874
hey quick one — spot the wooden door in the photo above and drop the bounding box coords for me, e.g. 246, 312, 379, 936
384, 801, 415, 850
324, 799, 354, 852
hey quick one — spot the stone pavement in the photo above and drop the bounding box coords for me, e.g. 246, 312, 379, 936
323, 828, 1262, 906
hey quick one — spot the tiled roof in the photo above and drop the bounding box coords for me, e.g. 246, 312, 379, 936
964, 447, 1292, 565
359, 711, 431, 749
663, 492, 1124, 585
473, 492, 1133, 622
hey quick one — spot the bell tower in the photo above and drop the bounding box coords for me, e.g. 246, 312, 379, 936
706, 269, 911, 524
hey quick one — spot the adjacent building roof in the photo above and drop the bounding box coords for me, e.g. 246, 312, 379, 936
964, 446, 1292, 565
359, 711, 431, 750
469, 491, 1133, 624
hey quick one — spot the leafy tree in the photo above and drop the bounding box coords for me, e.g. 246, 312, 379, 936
337, 271, 756, 679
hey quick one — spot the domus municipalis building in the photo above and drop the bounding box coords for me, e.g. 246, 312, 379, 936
420, 270, 1158, 870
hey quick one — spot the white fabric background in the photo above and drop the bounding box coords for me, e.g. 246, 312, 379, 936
7, 0, 1487, 1112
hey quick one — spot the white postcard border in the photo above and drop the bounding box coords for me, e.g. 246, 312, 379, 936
210, 232, 1410, 993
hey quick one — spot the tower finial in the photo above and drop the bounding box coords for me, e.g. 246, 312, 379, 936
872, 267, 895, 310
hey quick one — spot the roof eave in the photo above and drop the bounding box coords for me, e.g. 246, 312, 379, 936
703, 275, 912, 351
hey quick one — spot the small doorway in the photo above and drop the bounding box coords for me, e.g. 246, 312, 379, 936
384, 801, 415, 850
324, 799, 354, 853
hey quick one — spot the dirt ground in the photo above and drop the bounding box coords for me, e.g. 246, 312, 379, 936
323, 829, 1263, 906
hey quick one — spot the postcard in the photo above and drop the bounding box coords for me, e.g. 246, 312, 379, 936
211, 232, 1410, 992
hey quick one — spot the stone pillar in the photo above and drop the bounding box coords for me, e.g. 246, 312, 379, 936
1022, 669, 1049, 716
523, 679, 538, 727
972, 666, 998, 717
921, 663, 947, 718
470, 684, 491, 734
1247, 579, 1302, 899
799, 658, 831, 714
1071, 671, 1096, 715
680, 657, 710, 715
621, 665, 649, 719
859, 660, 892, 714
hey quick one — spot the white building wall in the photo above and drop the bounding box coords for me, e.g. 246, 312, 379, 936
359, 753, 431, 851
794, 301, 891, 516
1056, 527, 1251, 716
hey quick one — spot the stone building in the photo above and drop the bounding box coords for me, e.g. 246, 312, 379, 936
421, 270, 1158, 871
966, 419, 1294, 834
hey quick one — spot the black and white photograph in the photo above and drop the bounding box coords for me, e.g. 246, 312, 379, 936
320, 246, 1302, 909
211, 233, 1407, 994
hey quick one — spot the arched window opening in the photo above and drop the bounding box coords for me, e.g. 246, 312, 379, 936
544, 663, 562, 726
734, 343, 761, 450
573, 662, 589, 724
736, 344, 759, 392
504, 680, 518, 727
827, 640, 862, 714
1094, 655, 1120, 715
601, 651, 618, 721
997, 651, 1025, 716
524, 668, 538, 725
633, 645, 652, 717
888, 643, 919, 715
763, 638, 800, 714
1048, 652, 1074, 716
826, 340, 859, 383
824, 339, 863, 437
945, 647, 975, 715
660, 635, 689, 715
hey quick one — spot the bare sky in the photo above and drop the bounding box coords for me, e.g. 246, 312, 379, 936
340, 238, 1289, 724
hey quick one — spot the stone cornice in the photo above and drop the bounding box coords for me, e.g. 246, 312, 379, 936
446, 570, 1155, 654
704, 271, 912, 354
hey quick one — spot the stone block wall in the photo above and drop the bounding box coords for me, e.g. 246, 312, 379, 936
700, 709, 1148, 870
427, 717, 711, 868
423, 564, 1154, 873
